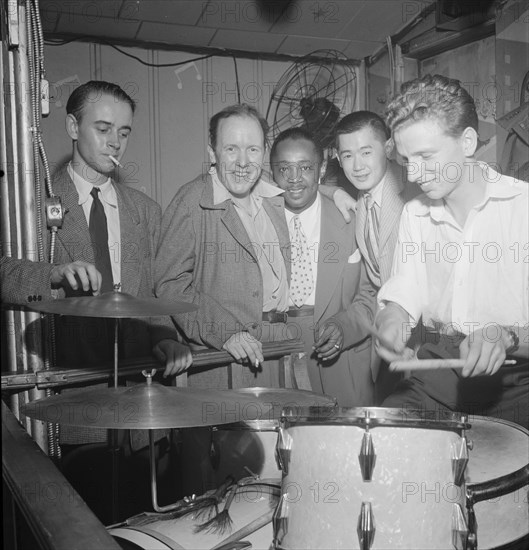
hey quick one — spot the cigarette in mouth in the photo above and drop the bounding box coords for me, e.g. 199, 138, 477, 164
109, 155, 123, 168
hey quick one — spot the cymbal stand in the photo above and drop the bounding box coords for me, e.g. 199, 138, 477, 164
109, 286, 121, 522
141, 369, 180, 513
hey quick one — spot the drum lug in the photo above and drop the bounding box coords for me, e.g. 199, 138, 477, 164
452, 504, 470, 550
272, 493, 289, 548
466, 501, 478, 550
276, 427, 292, 475
358, 430, 376, 481
451, 435, 470, 486
357, 501, 375, 550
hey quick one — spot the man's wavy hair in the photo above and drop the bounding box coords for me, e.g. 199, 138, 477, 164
209, 103, 269, 151
385, 74, 479, 138
66, 81, 136, 122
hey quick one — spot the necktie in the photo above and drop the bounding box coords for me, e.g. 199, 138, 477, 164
290, 216, 313, 307
89, 187, 114, 293
364, 193, 380, 279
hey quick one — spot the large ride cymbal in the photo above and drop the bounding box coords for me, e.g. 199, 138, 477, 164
20, 384, 278, 429
27, 291, 197, 318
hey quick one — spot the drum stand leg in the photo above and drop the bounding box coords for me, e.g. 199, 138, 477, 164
149, 430, 180, 513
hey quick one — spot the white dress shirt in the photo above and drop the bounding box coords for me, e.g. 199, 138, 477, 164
378, 163, 528, 335
68, 163, 121, 287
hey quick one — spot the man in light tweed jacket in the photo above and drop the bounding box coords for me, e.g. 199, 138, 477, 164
153, 104, 294, 390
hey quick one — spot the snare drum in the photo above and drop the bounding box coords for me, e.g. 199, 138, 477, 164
109, 486, 276, 550
274, 407, 471, 550
180, 389, 336, 494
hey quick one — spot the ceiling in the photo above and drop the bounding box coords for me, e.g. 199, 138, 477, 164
39, 0, 435, 61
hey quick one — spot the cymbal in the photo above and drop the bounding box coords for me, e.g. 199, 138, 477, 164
20, 384, 277, 429
231, 387, 337, 420
27, 291, 197, 318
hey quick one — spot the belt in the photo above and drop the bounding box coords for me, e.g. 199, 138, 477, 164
262, 311, 288, 324
287, 306, 315, 318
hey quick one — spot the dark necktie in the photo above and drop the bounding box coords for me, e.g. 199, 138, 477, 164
89, 187, 114, 293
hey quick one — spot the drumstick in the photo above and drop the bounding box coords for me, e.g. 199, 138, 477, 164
389, 358, 517, 371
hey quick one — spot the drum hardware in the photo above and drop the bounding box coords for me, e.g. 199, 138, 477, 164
451, 417, 473, 487
464, 463, 529, 550
275, 427, 292, 475
209, 429, 221, 470
28, 287, 198, 523
452, 504, 470, 550
272, 493, 289, 548
358, 410, 376, 482
357, 501, 375, 550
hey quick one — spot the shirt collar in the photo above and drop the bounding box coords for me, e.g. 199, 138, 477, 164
68, 162, 116, 207
285, 192, 321, 228
363, 172, 386, 207
416, 161, 523, 223
211, 168, 283, 206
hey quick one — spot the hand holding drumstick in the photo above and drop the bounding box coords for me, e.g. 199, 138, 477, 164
370, 304, 518, 378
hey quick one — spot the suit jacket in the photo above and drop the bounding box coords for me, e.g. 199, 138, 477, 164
1, 256, 54, 305
301, 194, 377, 405
50, 165, 161, 367
355, 161, 418, 385
154, 173, 291, 351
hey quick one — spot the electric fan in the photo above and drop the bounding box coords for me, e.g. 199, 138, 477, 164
266, 49, 357, 149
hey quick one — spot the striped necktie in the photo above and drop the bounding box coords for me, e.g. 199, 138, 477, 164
89, 187, 114, 293
290, 216, 313, 307
364, 193, 380, 279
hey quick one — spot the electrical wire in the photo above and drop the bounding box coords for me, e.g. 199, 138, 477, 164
29, 0, 61, 459
45, 36, 214, 68
232, 56, 241, 104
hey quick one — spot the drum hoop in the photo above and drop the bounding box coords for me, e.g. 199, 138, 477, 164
211, 420, 279, 432
280, 406, 471, 431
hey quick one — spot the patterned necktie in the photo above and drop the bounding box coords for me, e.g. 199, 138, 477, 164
364, 193, 380, 278
89, 187, 114, 293
290, 216, 313, 307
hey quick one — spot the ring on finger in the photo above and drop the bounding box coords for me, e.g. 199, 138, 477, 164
333, 343, 340, 350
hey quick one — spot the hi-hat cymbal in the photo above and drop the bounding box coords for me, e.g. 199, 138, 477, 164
28, 291, 197, 318
20, 384, 276, 429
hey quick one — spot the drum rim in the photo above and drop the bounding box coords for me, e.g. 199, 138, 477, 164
211, 419, 279, 431
280, 406, 472, 430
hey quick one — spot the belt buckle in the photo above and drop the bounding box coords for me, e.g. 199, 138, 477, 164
278, 312, 288, 324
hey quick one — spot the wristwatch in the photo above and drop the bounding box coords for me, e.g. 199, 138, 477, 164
505, 328, 520, 355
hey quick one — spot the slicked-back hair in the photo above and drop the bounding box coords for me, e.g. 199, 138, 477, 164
385, 74, 479, 137
270, 127, 324, 164
66, 80, 136, 122
335, 111, 390, 148
209, 104, 269, 151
